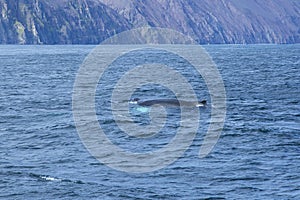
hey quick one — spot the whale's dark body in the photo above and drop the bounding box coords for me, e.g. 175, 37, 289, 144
131, 98, 206, 107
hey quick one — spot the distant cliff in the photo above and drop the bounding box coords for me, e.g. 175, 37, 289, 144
0, 0, 299, 44
0, 0, 131, 44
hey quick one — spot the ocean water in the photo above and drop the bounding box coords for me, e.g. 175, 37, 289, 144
0, 45, 299, 199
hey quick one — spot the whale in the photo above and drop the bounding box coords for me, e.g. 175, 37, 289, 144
130, 98, 206, 107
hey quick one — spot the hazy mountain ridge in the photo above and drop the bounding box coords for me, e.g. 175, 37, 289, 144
0, 0, 299, 44
99, 0, 300, 44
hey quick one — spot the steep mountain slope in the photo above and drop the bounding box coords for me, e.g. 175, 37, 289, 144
0, 0, 299, 44
99, 0, 300, 44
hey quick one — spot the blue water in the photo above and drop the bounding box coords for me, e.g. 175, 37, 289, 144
0, 45, 299, 199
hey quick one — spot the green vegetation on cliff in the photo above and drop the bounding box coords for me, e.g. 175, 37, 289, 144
0, 0, 131, 44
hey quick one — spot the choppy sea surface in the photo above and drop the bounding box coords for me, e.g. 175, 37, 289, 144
0, 45, 299, 199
